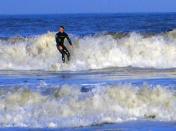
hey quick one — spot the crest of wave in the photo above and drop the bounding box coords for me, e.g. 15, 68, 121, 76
0, 31, 176, 71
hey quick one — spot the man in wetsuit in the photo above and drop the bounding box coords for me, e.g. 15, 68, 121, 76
55, 26, 73, 63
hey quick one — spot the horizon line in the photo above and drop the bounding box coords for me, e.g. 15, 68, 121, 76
0, 11, 176, 16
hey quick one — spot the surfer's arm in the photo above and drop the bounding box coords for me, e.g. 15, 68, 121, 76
66, 34, 72, 45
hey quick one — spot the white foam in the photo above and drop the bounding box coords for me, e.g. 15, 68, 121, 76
0, 84, 175, 128
0, 31, 176, 71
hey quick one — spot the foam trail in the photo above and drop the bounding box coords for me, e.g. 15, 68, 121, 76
0, 30, 176, 71
0, 84, 175, 128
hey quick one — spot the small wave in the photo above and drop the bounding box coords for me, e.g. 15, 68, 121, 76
0, 30, 176, 71
0, 84, 175, 128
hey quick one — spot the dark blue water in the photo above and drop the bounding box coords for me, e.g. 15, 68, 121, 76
1, 13, 176, 37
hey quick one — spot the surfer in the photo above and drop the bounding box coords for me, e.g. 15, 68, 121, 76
55, 26, 73, 63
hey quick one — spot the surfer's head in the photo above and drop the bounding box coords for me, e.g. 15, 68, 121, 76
59, 26, 65, 33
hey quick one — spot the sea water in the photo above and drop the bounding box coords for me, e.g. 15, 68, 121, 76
0, 13, 176, 131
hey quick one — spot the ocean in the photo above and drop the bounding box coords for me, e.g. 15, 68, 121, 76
0, 13, 176, 131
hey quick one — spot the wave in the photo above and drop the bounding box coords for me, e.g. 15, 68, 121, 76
0, 83, 175, 128
0, 30, 176, 71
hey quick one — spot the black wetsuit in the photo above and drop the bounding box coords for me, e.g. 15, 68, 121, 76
55, 32, 72, 63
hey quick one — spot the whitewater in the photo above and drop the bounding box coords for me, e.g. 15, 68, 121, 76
0, 83, 176, 128
0, 30, 176, 71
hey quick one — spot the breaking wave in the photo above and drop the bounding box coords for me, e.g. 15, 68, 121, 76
0, 83, 175, 128
0, 30, 176, 71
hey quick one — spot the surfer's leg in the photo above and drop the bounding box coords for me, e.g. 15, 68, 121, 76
61, 53, 65, 63
57, 46, 65, 63
63, 46, 70, 61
